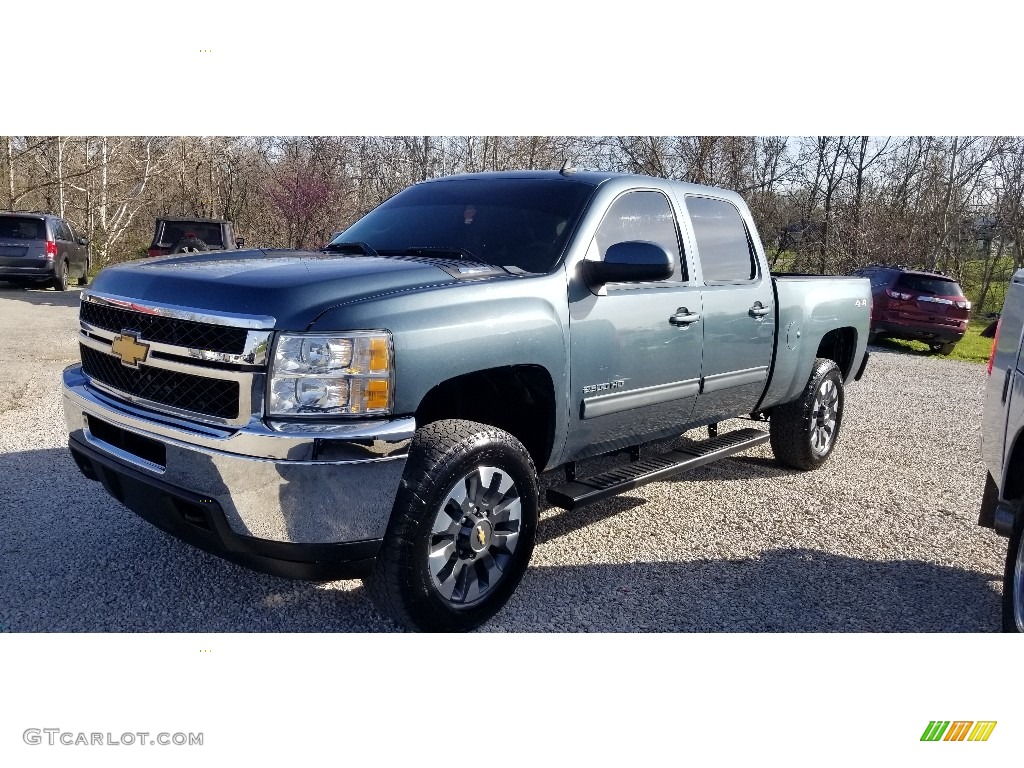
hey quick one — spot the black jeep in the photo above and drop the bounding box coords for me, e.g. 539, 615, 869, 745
147, 218, 244, 257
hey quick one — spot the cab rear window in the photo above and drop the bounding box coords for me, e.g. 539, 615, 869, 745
0, 216, 46, 240
158, 222, 225, 248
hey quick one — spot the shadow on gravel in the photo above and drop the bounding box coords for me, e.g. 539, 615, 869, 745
0, 448, 1003, 633
0, 283, 82, 308
537, 496, 646, 544
501, 551, 1003, 632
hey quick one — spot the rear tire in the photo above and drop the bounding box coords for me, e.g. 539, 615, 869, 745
365, 419, 538, 632
770, 358, 845, 470
77, 257, 90, 286
51, 260, 69, 291
1003, 503, 1024, 632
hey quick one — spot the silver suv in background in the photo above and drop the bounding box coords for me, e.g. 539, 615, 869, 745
979, 267, 1024, 631
0, 212, 90, 290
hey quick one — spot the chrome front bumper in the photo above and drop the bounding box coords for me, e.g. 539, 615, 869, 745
62, 364, 412, 547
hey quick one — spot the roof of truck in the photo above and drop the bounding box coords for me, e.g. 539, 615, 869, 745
417, 170, 741, 199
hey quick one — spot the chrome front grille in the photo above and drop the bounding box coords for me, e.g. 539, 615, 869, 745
80, 345, 241, 420
77, 291, 275, 426
81, 300, 249, 354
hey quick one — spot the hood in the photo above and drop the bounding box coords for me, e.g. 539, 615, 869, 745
88, 248, 469, 329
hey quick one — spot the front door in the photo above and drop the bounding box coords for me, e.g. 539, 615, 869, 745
566, 189, 704, 461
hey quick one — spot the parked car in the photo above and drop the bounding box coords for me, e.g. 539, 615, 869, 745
979, 268, 1024, 632
63, 171, 870, 631
0, 211, 90, 291
147, 218, 243, 257
851, 265, 970, 354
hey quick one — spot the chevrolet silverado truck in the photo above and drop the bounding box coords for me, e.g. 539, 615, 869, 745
979, 267, 1024, 632
62, 171, 870, 631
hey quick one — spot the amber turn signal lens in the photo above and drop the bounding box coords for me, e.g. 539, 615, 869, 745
368, 338, 389, 372
366, 379, 390, 410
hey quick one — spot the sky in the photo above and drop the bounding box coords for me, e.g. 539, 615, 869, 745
6, 2, 1021, 137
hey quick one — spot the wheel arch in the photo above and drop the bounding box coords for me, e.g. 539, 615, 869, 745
816, 327, 857, 379
414, 365, 556, 471
1003, 424, 1024, 503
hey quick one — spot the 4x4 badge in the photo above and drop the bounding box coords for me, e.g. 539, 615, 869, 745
111, 332, 150, 368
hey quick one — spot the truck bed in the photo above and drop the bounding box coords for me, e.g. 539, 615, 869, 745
758, 274, 871, 412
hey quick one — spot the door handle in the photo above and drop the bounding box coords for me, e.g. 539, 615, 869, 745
669, 309, 701, 326
749, 302, 771, 318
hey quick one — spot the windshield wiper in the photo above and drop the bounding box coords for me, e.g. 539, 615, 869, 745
401, 246, 482, 262
322, 241, 380, 257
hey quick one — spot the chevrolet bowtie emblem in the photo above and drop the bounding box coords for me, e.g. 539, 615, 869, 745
476, 526, 486, 546
111, 332, 150, 368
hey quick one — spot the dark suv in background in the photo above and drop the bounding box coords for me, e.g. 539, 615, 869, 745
852, 265, 971, 355
0, 212, 90, 291
147, 218, 243, 257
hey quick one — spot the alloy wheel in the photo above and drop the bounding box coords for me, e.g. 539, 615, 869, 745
810, 378, 838, 456
428, 465, 522, 605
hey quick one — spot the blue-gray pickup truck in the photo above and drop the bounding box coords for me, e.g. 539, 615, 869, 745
979, 267, 1024, 632
62, 170, 870, 631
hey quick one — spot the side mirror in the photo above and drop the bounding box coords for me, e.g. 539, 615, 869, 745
583, 241, 673, 284
235, 238, 245, 248
77, 237, 88, 245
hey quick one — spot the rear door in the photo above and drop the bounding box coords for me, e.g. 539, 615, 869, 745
983, 271, 1024, 478
567, 188, 703, 459
50, 218, 77, 275
685, 195, 775, 422
0, 215, 46, 268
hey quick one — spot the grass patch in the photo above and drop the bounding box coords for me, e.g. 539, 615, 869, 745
872, 320, 995, 364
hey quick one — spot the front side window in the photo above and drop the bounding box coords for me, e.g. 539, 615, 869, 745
686, 196, 757, 283
594, 190, 684, 281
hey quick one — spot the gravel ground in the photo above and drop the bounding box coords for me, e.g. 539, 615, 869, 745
0, 284, 1007, 632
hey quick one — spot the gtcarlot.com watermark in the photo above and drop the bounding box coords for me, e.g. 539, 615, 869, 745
23, 729, 203, 747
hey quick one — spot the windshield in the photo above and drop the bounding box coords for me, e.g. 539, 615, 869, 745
0, 216, 46, 240
896, 274, 964, 296
334, 178, 595, 273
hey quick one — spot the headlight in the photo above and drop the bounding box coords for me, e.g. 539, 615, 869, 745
269, 331, 393, 416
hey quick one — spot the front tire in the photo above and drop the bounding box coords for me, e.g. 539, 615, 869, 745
770, 358, 845, 470
366, 419, 539, 632
1003, 504, 1024, 632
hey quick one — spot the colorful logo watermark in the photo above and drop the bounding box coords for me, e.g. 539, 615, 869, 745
920, 721, 996, 742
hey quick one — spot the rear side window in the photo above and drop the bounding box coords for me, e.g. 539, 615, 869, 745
0, 216, 46, 240
860, 269, 894, 289
870, 273, 891, 289
595, 190, 684, 280
896, 274, 964, 296
686, 196, 756, 283
52, 219, 73, 241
